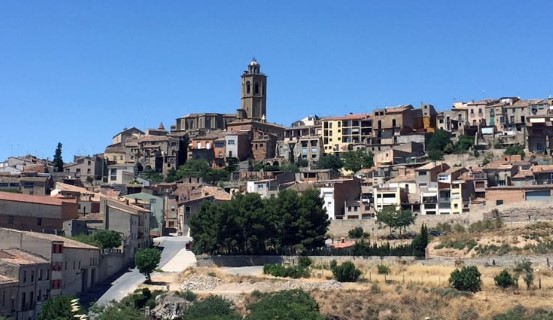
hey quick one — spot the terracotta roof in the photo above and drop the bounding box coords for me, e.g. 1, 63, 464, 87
531, 165, 553, 173
0, 192, 74, 206
322, 113, 371, 121
140, 135, 169, 142
415, 161, 448, 171
483, 161, 514, 170
0, 228, 99, 249
332, 241, 356, 249
0, 248, 49, 265
105, 144, 126, 153
194, 186, 231, 201
388, 173, 416, 183
0, 274, 17, 284
513, 170, 534, 179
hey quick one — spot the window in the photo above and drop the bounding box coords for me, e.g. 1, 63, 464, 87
419, 171, 427, 176
496, 200, 504, 205
23, 271, 27, 282
254, 83, 259, 94
31, 271, 34, 282
38, 269, 42, 281
37, 218, 42, 226
8, 216, 13, 224
246, 81, 251, 94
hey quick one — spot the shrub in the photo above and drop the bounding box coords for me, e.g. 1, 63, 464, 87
329, 259, 337, 271
449, 266, 482, 292
494, 269, 516, 289
332, 261, 362, 282
179, 290, 197, 302
263, 263, 310, 279
246, 289, 324, 320
377, 264, 390, 275
182, 295, 240, 320
298, 256, 312, 268
514, 259, 534, 289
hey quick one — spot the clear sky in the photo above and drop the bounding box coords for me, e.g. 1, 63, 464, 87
1, 1, 552, 162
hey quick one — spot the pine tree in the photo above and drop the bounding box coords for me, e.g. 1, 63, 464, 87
53, 142, 64, 172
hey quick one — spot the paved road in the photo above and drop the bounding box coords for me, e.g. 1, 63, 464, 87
94, 236, 193, 306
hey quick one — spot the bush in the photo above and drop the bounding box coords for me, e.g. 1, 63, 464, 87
298, 256, 312, 268
182, 295, 240, 320
246, 289, 324, 320
377, 264, 390, 275
179, 290, 197, 302
263, 263, 310, 279
449, 266, 482, 292
494, 269, 516, 289
329, 259, 337, 271
332, 261, 362, 282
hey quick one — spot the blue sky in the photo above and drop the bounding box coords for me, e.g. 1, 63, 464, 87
1, 1, 552, 161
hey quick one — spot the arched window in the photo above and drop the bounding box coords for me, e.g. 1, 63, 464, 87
254, 83, 259, 94
246, 81, 251, 94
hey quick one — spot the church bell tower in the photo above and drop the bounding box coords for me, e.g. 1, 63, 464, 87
241, 58, 267, 121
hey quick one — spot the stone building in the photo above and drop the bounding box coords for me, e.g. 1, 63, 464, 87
0, 248, 50, 320
0, 192, 78, 233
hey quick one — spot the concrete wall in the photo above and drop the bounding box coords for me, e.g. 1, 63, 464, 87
97, 252, 127, 283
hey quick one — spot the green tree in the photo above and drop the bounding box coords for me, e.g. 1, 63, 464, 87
342, 149, 373, 172
173, 159, 229, 184
53, 142, 64, 173
449, 265, 482, 292
332, 261, 362, 282
411, 224, 429, 257
315, 154, 343, 171
246, 290, 324, 320
504, 144, 525, 158
428, 148, 444, 161
514, 259, 534, 289
182, 295, 241, 320
428, 129, 451, 151
190, 188, 329, 255
135, 248, 161, 283
494, 269, 516, 289
348, 226, 366, 240
455, 135, 474, 153
93, 230, 122, 249
376, 207, 415, 235
38, 295, 73, 320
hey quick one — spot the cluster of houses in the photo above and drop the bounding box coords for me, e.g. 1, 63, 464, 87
2, 60, 553, 319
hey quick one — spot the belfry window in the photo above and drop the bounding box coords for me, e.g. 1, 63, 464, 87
246, 81, 251, 94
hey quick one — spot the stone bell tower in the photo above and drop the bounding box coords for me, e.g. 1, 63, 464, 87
240, 58, 267, 121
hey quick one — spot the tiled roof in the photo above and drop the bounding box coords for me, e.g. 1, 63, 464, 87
513, 170, 534, 179
415, 161, 448, 171
388, 173, 416, 183
322, 113, 371, 121
0, 228, 99, 249
0, 248, 49, 265
140, 135, 169, 142
531, 165, 553, 173
0, 192, 74, 206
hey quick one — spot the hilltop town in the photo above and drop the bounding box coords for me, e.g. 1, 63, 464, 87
2, 60, 553, 319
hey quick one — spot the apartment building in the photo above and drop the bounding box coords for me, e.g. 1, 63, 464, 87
100, 196, 151, 260
63, 155, 105, 181
318, 178, 361, 220
0, 228, 100, 297
321, 113, 372, 156
371, 105, 427, 152
0, 249, 50, 320
0, 192, 78, 233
